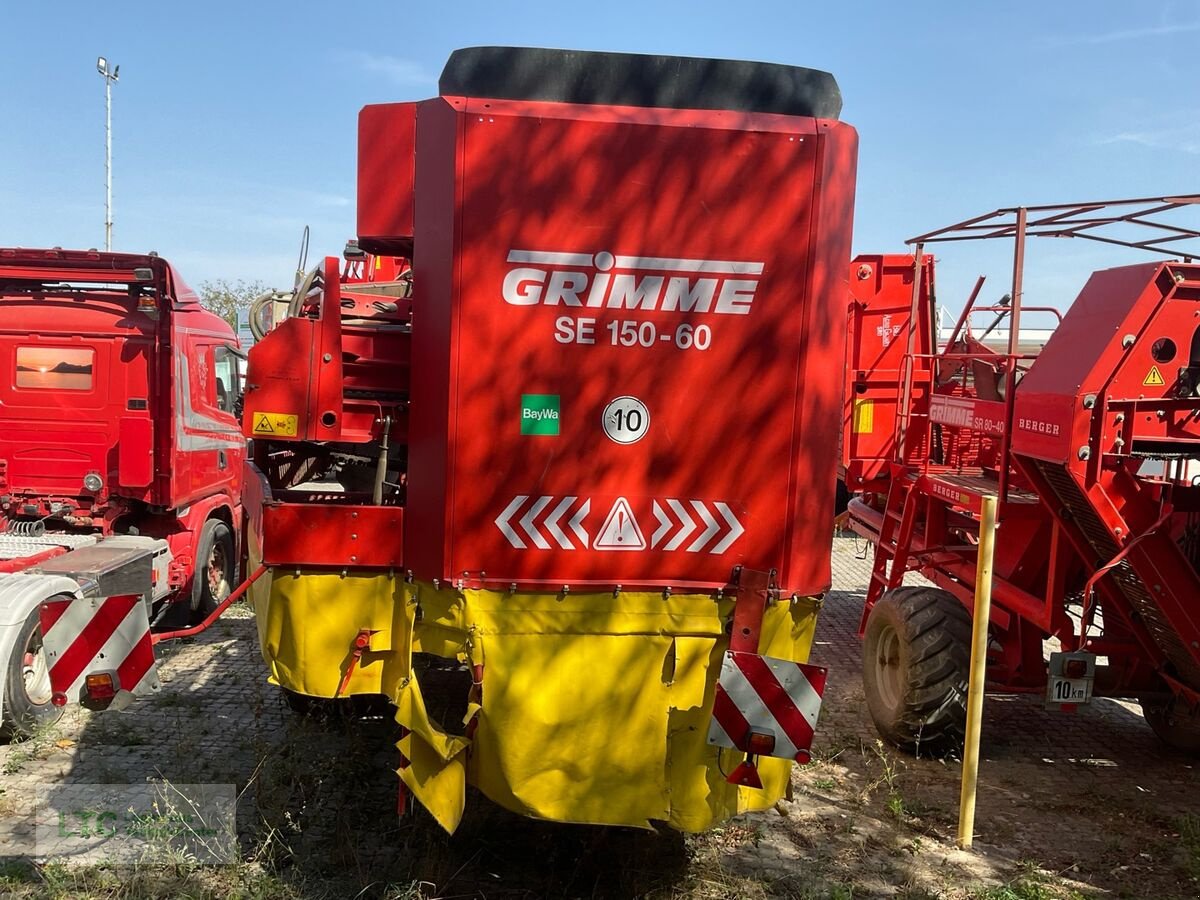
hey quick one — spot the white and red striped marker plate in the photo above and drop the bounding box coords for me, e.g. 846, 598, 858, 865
40, 594, 160, 705
707, 650, 827, 763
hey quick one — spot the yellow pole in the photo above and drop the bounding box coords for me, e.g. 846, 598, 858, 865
958, 493, 997, 850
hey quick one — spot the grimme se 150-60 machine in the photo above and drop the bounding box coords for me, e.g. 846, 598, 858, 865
842, 196, 1200, 754
237, 46, 857, 832
0, 249, 243, 737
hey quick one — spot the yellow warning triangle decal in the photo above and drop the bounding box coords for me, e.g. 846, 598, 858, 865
252, 414, 275, 434
1144, 365, 1165, 387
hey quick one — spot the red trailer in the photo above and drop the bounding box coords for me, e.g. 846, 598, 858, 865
843, 197, 1200, 753
0, 249, 243, 737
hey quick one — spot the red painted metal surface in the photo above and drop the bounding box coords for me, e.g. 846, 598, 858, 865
842, 254, 935, 494
357, 103, 416, 257
0, 247, 243, 607
243, 255, 410, 448
405, 96, 857, 591
260, 504, 404, 568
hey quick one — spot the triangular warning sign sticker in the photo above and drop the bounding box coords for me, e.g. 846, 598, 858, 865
594, 497, 646, 551
1144, 365, 1165, 387
252, 414, 275, 434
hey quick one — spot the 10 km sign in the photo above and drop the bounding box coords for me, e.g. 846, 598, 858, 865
495, 495, 744, 555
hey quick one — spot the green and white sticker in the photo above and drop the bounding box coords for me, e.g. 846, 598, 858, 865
521, 394, 560, 436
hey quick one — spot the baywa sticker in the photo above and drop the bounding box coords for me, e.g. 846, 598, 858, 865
521, 394, 560, 436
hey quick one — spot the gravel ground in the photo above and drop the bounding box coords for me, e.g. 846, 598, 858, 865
0, 536, 1195, 899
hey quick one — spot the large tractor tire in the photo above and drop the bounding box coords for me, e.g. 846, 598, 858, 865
191, 519, 235, 624
1140, 696, 1200, 753
862, 585, 972, 756
2, 606, 65, 740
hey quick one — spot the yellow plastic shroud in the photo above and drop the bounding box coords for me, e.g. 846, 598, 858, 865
250, 555, 820, 833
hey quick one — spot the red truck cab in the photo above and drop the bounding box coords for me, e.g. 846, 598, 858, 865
0, 248, 244, 736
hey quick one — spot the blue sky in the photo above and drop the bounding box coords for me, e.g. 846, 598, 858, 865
1, 0, 1197, 319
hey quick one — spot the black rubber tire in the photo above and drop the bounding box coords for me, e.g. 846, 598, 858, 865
191, 519, 235, 624
862, 585, 972, 756
2, 606, 65, 740
1140, 697, 1200, 753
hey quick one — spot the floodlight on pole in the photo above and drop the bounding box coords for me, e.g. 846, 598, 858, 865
97, 56, 119, 251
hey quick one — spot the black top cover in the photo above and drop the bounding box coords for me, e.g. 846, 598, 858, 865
439, 46, 842, 120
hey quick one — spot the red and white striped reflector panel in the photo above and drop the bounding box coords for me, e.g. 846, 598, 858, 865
707, 650, 827, 762
40, 594, 160, 704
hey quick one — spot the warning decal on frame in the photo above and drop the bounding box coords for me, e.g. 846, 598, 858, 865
1144, 365, 1165, 387
251, 412, 299, 437
593, 497, 646, 551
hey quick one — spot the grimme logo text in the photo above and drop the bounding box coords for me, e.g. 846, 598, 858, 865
502, 250, 763, 315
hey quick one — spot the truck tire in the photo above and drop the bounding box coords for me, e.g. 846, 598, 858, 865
1140, 696, 1200, 753
2, 606, 65, 739
191, 519, 234, 624
862, 585, 972, 756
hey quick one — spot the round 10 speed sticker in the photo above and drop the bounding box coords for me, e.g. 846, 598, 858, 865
602, 396, 649, 444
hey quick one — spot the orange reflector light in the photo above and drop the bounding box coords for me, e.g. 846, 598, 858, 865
747, 729, 776, 756
1064, 659, 1089, 679
85, 673, 116, 701
137, 296, 157, 312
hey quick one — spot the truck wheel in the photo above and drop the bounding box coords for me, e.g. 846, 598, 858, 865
192, 519, 234, 624
1140, 697, 1200, 753
862, 585, 972, 756
2, 607, 65, 739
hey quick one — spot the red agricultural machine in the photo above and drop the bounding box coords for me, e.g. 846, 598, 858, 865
237, 46, 856, 832
0, 249, 244, 737
843, 196, 1200, 754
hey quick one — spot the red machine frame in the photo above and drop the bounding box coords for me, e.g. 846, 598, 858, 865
845, 196, 1200, 722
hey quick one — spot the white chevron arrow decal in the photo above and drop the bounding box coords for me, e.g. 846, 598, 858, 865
495, 495, 528, 549
544, 496, 577, 550
497, 495, 740, 554
519, 495, 552, 550
711, 502, 745, 554
568, 499, 591, 548
664, 498, 696, 551
688, 500, 720, 552
651, 500, 672, 549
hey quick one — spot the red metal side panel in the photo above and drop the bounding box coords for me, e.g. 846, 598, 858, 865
117, 416, 153, 488
243, 317, 317, 440
406, 98, 462, 578
357, 103, 416, 251
406, 98, 857, 592
1012, 262, 1164, 463
783, 122, 857, 591
262, 504, 404, 567
842, 254, 934, 491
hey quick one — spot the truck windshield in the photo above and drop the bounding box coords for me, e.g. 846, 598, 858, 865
14, 347, 95, 391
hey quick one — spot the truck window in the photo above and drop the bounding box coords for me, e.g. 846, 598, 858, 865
14, 347, 94, 391
212, 346, 238, 413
